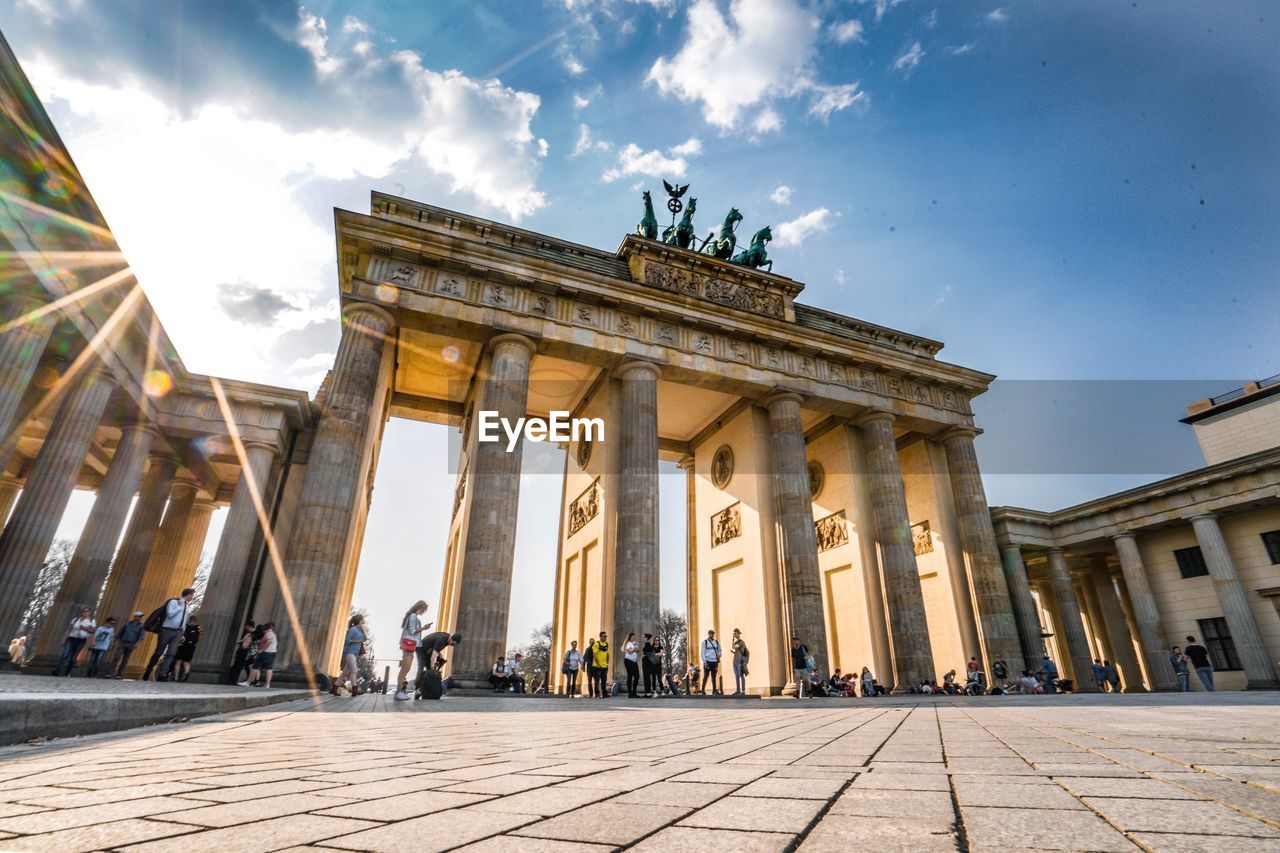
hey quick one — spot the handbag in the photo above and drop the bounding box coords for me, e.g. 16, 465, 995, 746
400, 637, 418, 652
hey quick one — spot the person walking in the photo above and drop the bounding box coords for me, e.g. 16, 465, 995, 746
1041, 654, 1059, 694
1183, 635, 1215, 691
1103, 660, 1120, 693
239, 622, 276, 688
172, 617, 200, 682
731, 628, 749, 696
227, 620, 256, 684
110, 612, 146, 678
563, 640, 583, 697
1091, 658, 1106, 691
394, 600, 432, 701
640, 634, 657, 697
85, 617, 115, 678
1169, 645, 1191, 691
333, 613, 367, 696
700, 629, 722, 695
144, 587, 195, 681
53, 607, 96, 676
623, 632, 640, 698
860, 666, 875, 698
790, 637, 812, 699
590, 631, 609, 699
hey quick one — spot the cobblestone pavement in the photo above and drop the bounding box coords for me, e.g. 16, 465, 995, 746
1, 692, 1278, 852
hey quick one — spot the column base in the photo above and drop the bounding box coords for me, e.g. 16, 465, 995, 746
1246, 679, 1280, 690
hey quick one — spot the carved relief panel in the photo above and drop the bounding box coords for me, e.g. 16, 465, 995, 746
815, 509, 849, 553
710, 502, 742, 548
568, 479, 601, 537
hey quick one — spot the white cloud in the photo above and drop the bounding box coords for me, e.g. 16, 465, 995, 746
341, 14, 371, 33
830, 19, 865, 44
571, 123, 611, 157
563, 54, 586, 75
892, 41, 924, 75
648, 0, 831, 130
296, 8, 344, 76
808, 82, 868, 120
602, 141, 693, 182
948, 43, 975, 56
353, 40, 375, 57
573, 93, 591, 110
861, 0, 906, 23
923, 9, 938, 28
770, 185, 793, 205
669, 137, 702, 157
752, 107, 783, 134
986, 7, 1009, 23
774, 207, 834, 247
834, 268, 847, 286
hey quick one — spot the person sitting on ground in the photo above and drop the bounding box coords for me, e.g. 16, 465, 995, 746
490, 656, 510, 692
85, 617, 115, 678
872, 679, 887, 696
1019, 669, 1043, 694
943, 669, 958, 694
828, 668, 844, 694
7, 635, 26, 665
964, 668, 986, 696
239, 622, 276, 688
841, 673, 858, 697
860, 667, 875, 698
506, 653, 527, 694
808, 670, 829, 697
685, 662, 700, 696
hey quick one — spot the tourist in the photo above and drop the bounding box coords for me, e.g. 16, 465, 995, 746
860, 666, 875, 698
1103, 660, 1120, 693
1041, 654, 1059, 694
227, 620, 256, 684
992, 658, 1009, 686
239, 622, 276, 688
966, 656, 980, 679
964, 668, 987, 695
790, 637, 812, 699
731, 628, 749, 696
563, 640, 583, 697
8, 635, 26, 665
1091, 658, 1106, 690
650, 635, 668, 695
841, 673, 858, 696
1019, 669, 1043, 694
53, 606, 96, 676
144, 587, 195, 682
828, 668, 844, 694
808, 670, 828, 697
332, 613, 366, 696
623, 632, 640, 698
1169, 645, 1191, 691
111, 612, 146, 678
394, 600, 432, 701
172, 616, 200, 682
700, 629, 722, 695
414, 630, 461, 696
85, 617, 115, 678
590, 631, 609, 698
490, 656, 509, 692
507, 653, 527, 694
640, 634, 657, 697
584, 637, 599, 697
942, 669, 958, 694
1183, 635, 1214, 691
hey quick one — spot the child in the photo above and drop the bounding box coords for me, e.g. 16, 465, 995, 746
86, 618, 115, 678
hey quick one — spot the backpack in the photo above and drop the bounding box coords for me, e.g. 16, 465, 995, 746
143, 600, 173, 634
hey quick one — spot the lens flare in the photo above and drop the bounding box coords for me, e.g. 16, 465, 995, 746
374, 283, 398, 303
142, 369, 172, 397
442, 344, 460, 363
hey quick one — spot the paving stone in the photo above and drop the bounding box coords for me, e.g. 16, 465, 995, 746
735, 776, 846, 800
558, 765, 690, 791
828, 788, 955, 819
851, 772, 952, 791
122, 815, 380, 852
4, 818, 195, 851
959, 805, 1135, 852
454, 837, 614, 852
952, 780, 1086, 810
314, 789, 491, 820
306, 774, 457, 800
669, 765, 774, 785
0, 803, 48, 818
798, 815, 959, 852
0, 795, 196, 835
466, 784, 617, 817
163, 793, 358, 828
631, 826, 794, 852
1033, 763, 1141, 778
513, 801, 690, 845
613, 781, 737, 807
1082, 797, 1280, 837
171, 779, 343, 804
13, 781, 213, 809
1055, 777, 1206, 800
441, 774, 574, 795
321, 807, 535, 852
1129, 832, 1280, 852
678, 796, 825, 833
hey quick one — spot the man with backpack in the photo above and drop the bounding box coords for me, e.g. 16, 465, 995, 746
590, 631, 609, 698
142, 588, 195, 681
700, 629, 722, 695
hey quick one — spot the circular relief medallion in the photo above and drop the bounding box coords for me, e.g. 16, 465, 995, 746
711, 445, 734, 489
808, 461, 825, 499
576, 439, 592, 469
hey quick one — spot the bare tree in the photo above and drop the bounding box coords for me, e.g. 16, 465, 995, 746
350, 607, 378, 686
17, 539, 76, 642
190, 551, 214, 613
657, 608, 687, 676
508, 622, 552, 685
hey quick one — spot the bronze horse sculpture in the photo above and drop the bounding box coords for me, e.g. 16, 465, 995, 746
730, 225, 773, 272
662, 197, 697, 249
700, 207, 743, 260
637, 190, 659, 239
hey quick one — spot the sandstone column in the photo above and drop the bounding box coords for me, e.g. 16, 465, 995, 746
193, 441, 277, 673
0, 365, 114, 638
612, 362, 661, 677
1190, 513, 1279, 689
999, 544, 1046, 672
96, 454, 177, 622
765, 392, 828, 688
855, 411, 932, 691
940, 429, 1025, 677
0, 475, 21, 524
277, 303, 395, 676
32, 420, 158, 660
0, 293, 56, 447
1089, 565, 1144, 691
1045, 549, 1098, 692
131, 479, 202, 613
450, 333, 535, 687
1112, 533, 1178, 691
678, 455, 700, 676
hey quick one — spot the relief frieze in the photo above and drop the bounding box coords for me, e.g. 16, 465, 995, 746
711, 502, 742, 547
639, 261, 784, 319
815, 510, 849, 553
568, 479, 601, 537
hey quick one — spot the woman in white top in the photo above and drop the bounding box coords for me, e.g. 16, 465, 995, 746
53, 607, 97, 677
563, 640, 583, 698
395, 600, 432, 701
623, 632, 640, 698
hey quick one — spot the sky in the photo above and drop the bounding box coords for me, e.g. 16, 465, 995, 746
6, 0, 1277, 662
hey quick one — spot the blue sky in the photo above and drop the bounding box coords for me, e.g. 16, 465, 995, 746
6, 0, 1277, 656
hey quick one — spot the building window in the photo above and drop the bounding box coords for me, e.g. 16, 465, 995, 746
1262, 530, 1280, 565
1196, 617, 1242, 671
1174, 546, 1209, 578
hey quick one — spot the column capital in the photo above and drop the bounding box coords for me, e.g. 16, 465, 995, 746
119, 419, 163, 440
341, 301, 397, 331
193, 498, 220, 513
675, 454, 695, 471
1188, 512, 1218, 523
615, 360, 661, 381
763, 390, 804, 410
240, 440, 279, 458
171, 476, 201, 494
999, 542, 1023, 555
1111, 530, 1138, 543
936, 425, 980, 443
852, 409, 894, 429
488, 332, 537, 357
